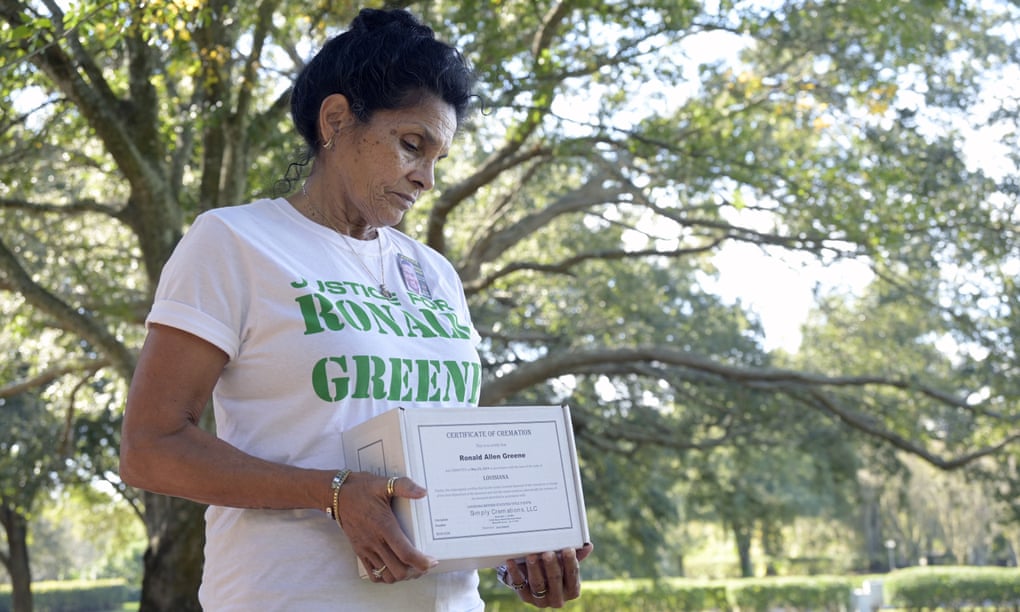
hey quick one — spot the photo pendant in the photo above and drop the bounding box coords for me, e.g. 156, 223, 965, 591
398, 254, 432, 298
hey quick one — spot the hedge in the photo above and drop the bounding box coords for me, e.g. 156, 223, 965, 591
0, 579, 132, 612
726, 576, 854, 611
7, 567, 1020, 611
480, 574, 852, 611
884, 566, 1020, 609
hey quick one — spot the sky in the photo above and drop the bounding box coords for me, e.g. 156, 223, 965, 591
705, 58, 1018, 354
651, 27, 877, 353
544, 25, 869, 354
623, 20, 1014, 355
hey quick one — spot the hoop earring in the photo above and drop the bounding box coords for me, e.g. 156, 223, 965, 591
322, 132, 337, 151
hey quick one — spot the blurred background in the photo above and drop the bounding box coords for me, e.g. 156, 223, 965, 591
2, 0, 1018, 609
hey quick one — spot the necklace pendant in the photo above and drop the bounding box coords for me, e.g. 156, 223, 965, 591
379, 285, 394, 299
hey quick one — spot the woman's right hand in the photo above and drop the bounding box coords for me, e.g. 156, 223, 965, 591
335, 474, 436, 583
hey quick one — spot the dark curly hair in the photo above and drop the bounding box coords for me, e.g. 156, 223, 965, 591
290, 8, 475, 158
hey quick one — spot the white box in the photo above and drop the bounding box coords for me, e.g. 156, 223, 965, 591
342, 405, 590, 576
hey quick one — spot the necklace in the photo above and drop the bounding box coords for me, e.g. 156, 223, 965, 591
302, 184, 394, 299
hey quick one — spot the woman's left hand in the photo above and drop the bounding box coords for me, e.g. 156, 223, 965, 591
498, 542, 594, 608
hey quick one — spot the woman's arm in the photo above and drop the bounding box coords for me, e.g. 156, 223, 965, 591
119, 323, 436, 579
120, 323, 329, 509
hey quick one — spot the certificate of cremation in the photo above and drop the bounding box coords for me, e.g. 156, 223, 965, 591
416, 418, 576, 540
343, 405, 590, 574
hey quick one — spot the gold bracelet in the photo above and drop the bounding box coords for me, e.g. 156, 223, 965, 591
330, 469, 352, 528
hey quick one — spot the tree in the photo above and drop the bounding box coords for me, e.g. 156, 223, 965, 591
1, 388, 52, 612
1, 298, 125, 609
2, 0, 1018, 605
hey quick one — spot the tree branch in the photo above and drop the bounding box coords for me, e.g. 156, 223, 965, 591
0, 237, 135, 379
803, 388, 1020, 470
463, 240, 725, 294
479, 346, 1019, 468
426, 1, 587, 253
1, 1, 153, 188
57, 370, 96, 456
220, 0, 281, 205
427, 144, 550, 253
530, 0, 572, 58
459, 166, 630, 278
0, 196, 123, 218
0, 359, 110, 399
571, 406, 735, 453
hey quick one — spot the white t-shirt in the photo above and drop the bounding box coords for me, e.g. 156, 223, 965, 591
147, 198, 485, 611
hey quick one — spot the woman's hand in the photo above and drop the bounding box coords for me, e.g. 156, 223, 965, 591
337, 474, 437, 583
498, 542, 594, 608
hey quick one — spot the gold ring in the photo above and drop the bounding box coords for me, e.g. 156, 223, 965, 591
531, 587, 547, 598
371, 565, 387, 578
386, 476, 397, 497
511, 579, 527, 591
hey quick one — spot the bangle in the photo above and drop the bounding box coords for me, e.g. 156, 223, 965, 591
328, 469, 352, 528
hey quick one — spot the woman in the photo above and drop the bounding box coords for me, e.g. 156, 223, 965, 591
119, 7, 591, 611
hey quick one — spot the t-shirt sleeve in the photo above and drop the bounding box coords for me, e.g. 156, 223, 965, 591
146, 212, 252, 361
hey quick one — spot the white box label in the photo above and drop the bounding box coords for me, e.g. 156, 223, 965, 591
414, 418, 576, 540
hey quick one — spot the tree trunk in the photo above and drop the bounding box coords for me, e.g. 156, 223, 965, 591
137, 493, 206, 612
1, 501, 33, 612
734, 524, 754, 578
761, 520, 782, 576
860, 483, 885, 572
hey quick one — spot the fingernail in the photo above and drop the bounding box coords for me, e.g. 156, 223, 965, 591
428, 558, 439, 568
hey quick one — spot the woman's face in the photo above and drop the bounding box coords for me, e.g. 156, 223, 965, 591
322, 92, 456, 233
